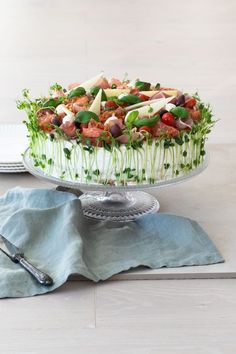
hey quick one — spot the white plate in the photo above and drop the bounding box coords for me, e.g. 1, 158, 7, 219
0, 169, 27, 173
0, 164, 27, 173
0, 124, 28, 164
0, 163, 25, 167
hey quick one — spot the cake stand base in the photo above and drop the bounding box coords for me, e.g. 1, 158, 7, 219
79, 191, 159, 222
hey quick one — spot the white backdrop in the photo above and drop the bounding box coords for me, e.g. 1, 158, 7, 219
0, 0, 235, 143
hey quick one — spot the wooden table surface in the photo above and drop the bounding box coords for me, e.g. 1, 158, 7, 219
1, 280, 236, 353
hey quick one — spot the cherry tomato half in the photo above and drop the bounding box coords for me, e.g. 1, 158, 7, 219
139, 94, 149, 102
105, 100, 118, 109
130, 88, 140, 95
161, 112, 176, 127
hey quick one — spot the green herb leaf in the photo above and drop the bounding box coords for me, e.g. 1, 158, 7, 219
174, 136, 184, 145
164, 139, 175, 149
93, 169, 100, 176
131, 140, 144, 149
43, 97, 64, 108
49, 83, 62, 92
90, 86, 107, 101
63, 148, 71, 160
103, 141, 112, 152
125, 111, 139, 126
135, 80, 151, 91
75, 110, 99, 124
155, 83, 161, 89
184, 134, 190, 142
170, 107, 188, 119
164, 163, 170, 170
67, 87, 86, 99
119, 94, 141, 104
101, 89, 107, 101
49, 133, 55, 141
85, 138, 91, 146
90, 86, 100, 96
133, 115, 160, 127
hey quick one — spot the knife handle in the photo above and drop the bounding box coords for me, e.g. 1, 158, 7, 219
14, 254, 53, 286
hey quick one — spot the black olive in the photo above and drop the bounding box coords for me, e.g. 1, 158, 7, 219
109, 124, 122, 138
159, 109, 168, 118
176, 95, 185, 106
52, 116, 61, 127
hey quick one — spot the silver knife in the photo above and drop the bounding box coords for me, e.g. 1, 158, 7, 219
0, 234, 53, 286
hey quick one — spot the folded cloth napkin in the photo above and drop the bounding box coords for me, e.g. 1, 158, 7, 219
0, 187, 223, 298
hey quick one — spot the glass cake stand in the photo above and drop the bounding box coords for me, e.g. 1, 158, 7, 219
23, 148, 208, 222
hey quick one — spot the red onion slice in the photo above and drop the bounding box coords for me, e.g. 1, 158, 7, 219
175, 118, 193, 130
116, 134, 129, 144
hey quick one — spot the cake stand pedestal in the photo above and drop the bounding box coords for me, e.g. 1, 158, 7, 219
79, 191, 159, 221
23, 148, 208, 222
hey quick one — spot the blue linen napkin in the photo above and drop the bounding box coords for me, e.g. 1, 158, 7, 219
0, 187, 223, 298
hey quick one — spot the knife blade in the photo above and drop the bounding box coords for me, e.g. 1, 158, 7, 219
0, 234, 53, 286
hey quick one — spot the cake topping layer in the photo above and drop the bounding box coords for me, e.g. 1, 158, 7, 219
17, 73, 214, 149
